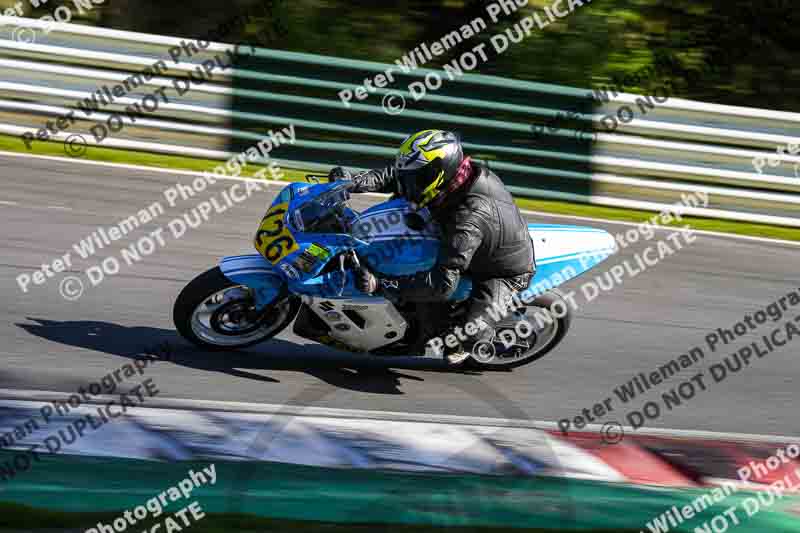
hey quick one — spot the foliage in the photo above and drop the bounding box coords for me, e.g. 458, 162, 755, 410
4, 0, 797, 109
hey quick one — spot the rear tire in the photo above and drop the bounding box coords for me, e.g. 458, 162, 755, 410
466, 288, 572, 370
173, 267, 300, 350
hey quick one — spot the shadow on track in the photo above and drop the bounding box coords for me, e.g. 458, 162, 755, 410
15, 317, 485, 395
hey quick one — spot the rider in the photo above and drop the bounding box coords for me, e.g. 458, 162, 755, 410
328, 129, 535, 364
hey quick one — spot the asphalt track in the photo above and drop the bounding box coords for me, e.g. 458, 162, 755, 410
1, 152, 798, 437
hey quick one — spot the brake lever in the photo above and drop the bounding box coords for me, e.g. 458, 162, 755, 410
335, 250, 361, 297
337, 253, 347, 296
349, 249, 361, 270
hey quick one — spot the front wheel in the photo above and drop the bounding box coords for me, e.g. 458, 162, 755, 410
466, 289, 572, 370
173, 267, 300, 350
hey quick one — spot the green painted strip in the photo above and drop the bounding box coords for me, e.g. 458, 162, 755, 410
1, 452, 799, 531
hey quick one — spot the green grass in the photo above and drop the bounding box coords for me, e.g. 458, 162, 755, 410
1, 133, 797, 242
0, 134, 312, 182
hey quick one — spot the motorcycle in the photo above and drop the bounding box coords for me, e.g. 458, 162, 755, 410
173, 177, 616, 369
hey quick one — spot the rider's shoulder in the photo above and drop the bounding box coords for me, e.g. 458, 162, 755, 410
449, 194, 492, 226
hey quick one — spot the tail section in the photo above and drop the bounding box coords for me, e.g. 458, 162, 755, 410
527, 224, 617, 297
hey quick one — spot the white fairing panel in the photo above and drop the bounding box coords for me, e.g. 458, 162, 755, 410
529, 225, 617, 265
308, 296, 408, 352
525, 224, 617, 297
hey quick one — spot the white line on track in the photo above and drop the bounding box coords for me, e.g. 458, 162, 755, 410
0, 388, 795, 444
1, 149, 798, 248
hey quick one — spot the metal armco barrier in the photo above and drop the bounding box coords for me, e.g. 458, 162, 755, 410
1, 17, 799, 227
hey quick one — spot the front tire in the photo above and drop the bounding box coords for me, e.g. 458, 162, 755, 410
173, 267, 300, 350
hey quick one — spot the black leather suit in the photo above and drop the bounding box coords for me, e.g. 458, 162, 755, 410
352, 163, 536, 348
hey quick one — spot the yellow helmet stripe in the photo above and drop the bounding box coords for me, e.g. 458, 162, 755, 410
418, 170, 445, 207
418, 130, 442, 147
399, 129, 438, 156
420, 146, 446, 162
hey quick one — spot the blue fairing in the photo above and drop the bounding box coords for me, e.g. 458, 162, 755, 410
352, 199, 473, 300
219, 254, 284, 310
352, 199, 439, 276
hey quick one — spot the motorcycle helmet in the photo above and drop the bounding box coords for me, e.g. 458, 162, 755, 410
394, 129, 467, 209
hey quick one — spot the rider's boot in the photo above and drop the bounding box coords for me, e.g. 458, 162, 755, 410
444, 345, 472, 365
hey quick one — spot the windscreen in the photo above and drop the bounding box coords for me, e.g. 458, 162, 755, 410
295, 181, 353, 233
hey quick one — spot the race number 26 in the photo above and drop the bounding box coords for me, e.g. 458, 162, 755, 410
254, 202, 299, 264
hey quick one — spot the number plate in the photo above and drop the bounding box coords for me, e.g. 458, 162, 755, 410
254, 202, 300, 264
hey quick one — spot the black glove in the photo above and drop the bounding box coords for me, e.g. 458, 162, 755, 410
328, 166, 351, 182
355, 267, 379, 295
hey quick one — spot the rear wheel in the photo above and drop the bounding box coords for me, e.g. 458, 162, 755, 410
173, 267, 300, 350
466, 289, 572, 370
